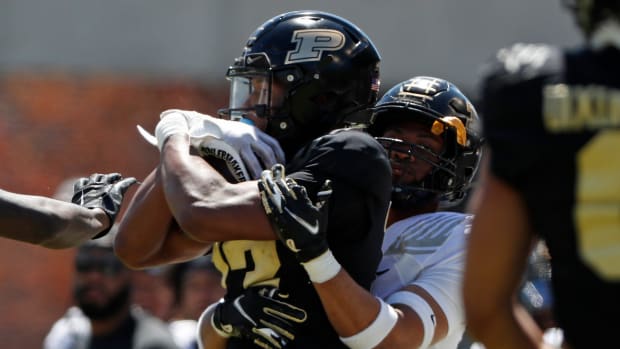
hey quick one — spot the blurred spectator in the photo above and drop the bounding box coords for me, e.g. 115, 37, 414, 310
132, 266, 175, 321
43, 230, 179, 349
167, 256, 225, 349
519, 240, 556, 330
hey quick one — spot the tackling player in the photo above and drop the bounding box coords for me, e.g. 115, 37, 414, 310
201, 76, 482, 349
1, 173, 135, 248
463, 1, 620, 348
114, 10, 392, 349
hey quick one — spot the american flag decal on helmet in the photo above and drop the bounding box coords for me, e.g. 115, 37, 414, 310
371, 77, 380, 92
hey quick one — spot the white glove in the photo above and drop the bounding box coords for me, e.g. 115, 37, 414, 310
186, 111, 285, 179
137, 126, 250, 182
197, 138, 251, 182
144, 109, 285, 180
154, 109, 193, 150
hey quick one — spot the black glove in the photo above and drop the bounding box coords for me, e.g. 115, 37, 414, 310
212, 286, 307, 349
71, 173, 137, 239
258, 164, 332, 263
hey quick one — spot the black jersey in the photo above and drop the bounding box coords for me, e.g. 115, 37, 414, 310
212, 129, 392, 348
480, 42, 620, 349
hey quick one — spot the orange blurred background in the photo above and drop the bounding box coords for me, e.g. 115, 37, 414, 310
0, 73, 227, 348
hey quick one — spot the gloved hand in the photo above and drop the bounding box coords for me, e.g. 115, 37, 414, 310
211, 287, 307, 349
188, 110, 285, 179
153, 109, 285, 180
258, 164, 332, 263
258, 164, 340, 283
154, 109, 193, 151
71, 173, 138, 239
196, 138, 251, 182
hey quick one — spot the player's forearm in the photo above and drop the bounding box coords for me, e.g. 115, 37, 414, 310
313, 268, 383, 337
160, 135, 276, 241
38, 204, 109, 248
0, 190, 107, 248
159, 135, 228, 235
114, 169, 177, 268
314, 269, 434, 349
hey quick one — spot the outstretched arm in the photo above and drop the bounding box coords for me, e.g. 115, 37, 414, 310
0, 190, 108, 248
0, 173, 135, 249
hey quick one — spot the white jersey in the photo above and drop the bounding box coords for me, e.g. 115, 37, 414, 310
371, 211, 472, 349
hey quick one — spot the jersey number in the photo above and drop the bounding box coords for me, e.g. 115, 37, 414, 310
576, 130, 620, 280
212, 240, 281, 293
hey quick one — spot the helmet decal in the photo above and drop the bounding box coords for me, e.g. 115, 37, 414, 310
401, 77, 441, 100
431, 117, 467, 146
285, 29, 346, 64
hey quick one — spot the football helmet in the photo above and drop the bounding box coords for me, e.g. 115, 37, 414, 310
562, 0, 620, 37
368, 76, 483, 208
219, 10, 381, 157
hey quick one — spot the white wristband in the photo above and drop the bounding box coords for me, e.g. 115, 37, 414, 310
155, 111, 190, 151
340, 297, 398, 349
386, 290, 436, 349
301, 249, 341, 284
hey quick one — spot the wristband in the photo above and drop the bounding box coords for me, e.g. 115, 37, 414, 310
301, 249, 341, 284
155, 112, 190, 151
339, 297, 398, 349
386, 290, 435, 348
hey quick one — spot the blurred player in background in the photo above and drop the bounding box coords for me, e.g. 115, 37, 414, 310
114, 10, 391, 349
463, 1, 620, 348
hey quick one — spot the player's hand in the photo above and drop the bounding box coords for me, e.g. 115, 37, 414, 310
194, 137, 251, 182
258, 164, 332, 263
155, 109, 193, 150
71, 173, 138, 239
211, 286, 307, 349
184, 110, 285, 179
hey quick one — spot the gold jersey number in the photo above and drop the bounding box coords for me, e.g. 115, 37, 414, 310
211, 240, 281, 291
576, 130, 620, 280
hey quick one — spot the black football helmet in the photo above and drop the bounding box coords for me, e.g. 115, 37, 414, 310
368, 76, 483, 208
562, 0, 620, 37
219, 10, 381, 157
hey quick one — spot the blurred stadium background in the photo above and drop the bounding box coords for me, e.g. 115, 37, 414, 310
0, 1, 579, 347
